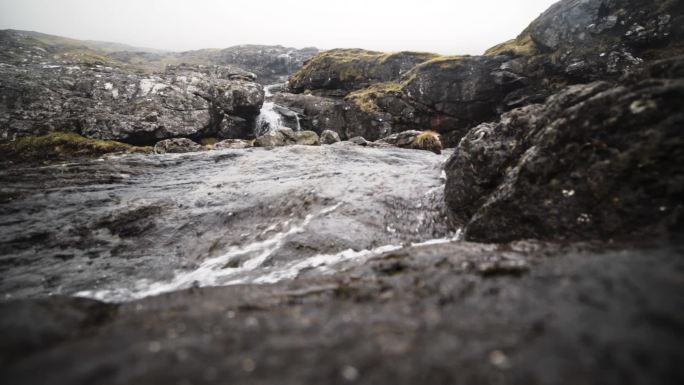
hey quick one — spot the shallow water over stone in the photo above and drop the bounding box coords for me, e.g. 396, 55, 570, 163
0, 145, 453, 301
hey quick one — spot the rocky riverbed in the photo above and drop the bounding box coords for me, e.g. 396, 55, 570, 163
1, 0, 684, 384
0, 145, 453, 301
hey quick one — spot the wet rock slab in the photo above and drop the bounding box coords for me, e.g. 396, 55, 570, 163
0, 145, 451, 300
1, 241, 682, 385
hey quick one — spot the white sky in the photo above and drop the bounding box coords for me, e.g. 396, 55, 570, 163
0, 0, 558, 54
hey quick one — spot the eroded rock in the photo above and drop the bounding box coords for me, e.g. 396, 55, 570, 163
445, 66, 684, 242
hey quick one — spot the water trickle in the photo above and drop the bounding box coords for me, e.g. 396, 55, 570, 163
256, 83, 301, 136
256, 101, 283, 136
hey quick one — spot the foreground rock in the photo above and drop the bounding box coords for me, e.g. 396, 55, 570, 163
1, 241, 682, 384
445, 58, 684, 242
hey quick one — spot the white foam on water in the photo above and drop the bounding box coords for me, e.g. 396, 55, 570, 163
256, 101, 283, 134
74, 228, 462, 303
75, 203, 342, 302
256, 83, 301, 135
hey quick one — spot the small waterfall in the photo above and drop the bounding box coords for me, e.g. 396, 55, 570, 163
256, 83, 300, 136
256, 101, 284, 136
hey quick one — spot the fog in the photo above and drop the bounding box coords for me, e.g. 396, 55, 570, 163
0, 0, 557, 54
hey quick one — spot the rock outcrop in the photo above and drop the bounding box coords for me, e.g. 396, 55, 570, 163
0, 58, 265, 144
486, 0, 684, 90
288, 49, 437, 95
444, 57, 684, 242
0, 31, 325, 144
284, 0, 684, 147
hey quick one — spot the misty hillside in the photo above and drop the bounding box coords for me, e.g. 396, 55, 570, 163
0, 29, 318, 83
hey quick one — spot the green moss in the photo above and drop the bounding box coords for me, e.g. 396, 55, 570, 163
484, 23, 538, 57
289, 49, 439, 91
345, 81, 405, 113
0, 132, 152, 163
485, 31, 538, 57
200, 137, 219, 146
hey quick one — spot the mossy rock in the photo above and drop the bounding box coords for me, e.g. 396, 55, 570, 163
344, 82, 405, 113
485, 28, 538, 57
0, 132, 152, 163
289, 49, 439, 94
199, 137, 219, 146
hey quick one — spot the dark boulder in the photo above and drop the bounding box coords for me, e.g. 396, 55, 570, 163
286, 53, 527, 145
445, 63, 684, 242
486, 0, 684, 85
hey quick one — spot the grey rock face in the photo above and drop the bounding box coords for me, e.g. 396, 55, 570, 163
489, 0, 684, 83
0, 31, 270, 144
153, 138, 203, 154
2, 243, 682, 385
444, 61, 684, 242
285, 55, 525, 146
0, 62, 265, 144
402, 56, 523, 125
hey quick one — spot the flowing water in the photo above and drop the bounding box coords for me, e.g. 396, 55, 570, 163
256, 84, 301, 135
0, 145, 454, 302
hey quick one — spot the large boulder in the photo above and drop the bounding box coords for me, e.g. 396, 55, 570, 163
486, 0, 684, 84
444, 58, 684, 242
286, 54, 527, 145
288, 49, 437, 95
273, 90, 445, 142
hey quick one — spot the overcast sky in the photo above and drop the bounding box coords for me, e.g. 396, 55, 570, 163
0, 0, 558, 54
